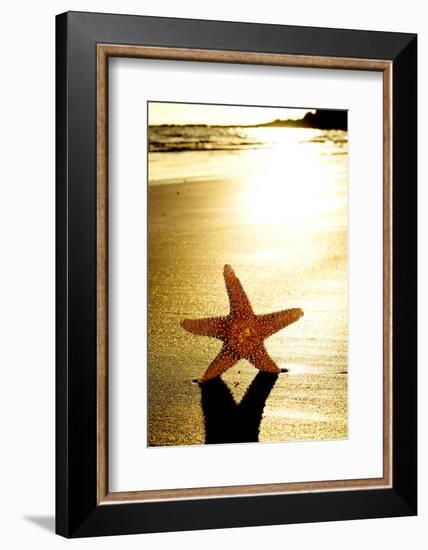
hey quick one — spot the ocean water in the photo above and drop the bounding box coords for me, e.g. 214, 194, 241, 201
149, 125, 347, 183
147, 125, 348, 447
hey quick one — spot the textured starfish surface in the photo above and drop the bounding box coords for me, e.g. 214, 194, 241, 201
181, 265, 304, 383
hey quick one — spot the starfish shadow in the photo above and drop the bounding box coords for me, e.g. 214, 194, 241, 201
200, 371, 278, 444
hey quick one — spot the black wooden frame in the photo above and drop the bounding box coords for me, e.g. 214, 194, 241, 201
56, 11, 417, 538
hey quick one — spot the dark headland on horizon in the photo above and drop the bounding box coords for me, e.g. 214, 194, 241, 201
150, 109, 348, 131
255, 109, 347, 131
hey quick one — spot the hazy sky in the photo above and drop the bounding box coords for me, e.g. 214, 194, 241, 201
148, 102, 312, 126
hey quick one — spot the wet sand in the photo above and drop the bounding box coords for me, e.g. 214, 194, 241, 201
148, 175, 348, 446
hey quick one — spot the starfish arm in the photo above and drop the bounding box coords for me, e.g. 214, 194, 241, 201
223, 264, 254, 318
199, 345, 238, 383
255, 308, 304, 339
245, 344, 281, 373
181, 316, 226, 339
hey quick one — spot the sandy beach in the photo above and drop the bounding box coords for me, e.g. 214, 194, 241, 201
148, 163, 348, 446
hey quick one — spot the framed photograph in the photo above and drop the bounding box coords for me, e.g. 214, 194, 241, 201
56, 11, 417, 537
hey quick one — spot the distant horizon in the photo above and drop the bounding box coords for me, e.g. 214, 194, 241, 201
148, 120, 306, 128
149, 110, 347, 132
148, 101, 314, 127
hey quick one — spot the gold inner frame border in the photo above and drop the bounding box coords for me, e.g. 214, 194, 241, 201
96, 44, 393, 504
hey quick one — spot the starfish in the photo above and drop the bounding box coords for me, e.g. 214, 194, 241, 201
181, 265, 303, 383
